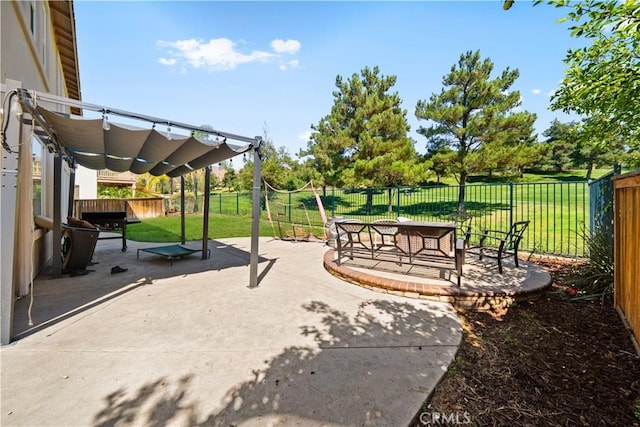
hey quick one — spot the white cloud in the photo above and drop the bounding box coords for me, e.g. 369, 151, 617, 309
298, 131, 312, 142
532, 88, 541, 95
157, 38, 274, 71
279, 59, 300, 71
271, 39, 301, 54
157, 37, 302, 72
158, 57, 176, 66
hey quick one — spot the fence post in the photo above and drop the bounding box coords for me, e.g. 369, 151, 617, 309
509, 182, 514, 227
288, 192, 292, 222
236, 192, 239, 215
396, 186, 401, 217
331, 188, 336, 218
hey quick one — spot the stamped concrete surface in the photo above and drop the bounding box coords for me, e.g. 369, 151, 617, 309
1, 237, 461, 427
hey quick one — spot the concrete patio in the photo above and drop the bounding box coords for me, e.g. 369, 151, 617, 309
1, 237, 462, 427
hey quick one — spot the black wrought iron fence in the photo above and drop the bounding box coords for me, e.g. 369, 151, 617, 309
191, 180, 594, 257
264, 182, 590, 257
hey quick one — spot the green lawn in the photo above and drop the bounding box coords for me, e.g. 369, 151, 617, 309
127, 214, 274, 242
439, 168, 616, 185
132, 168, 618, 256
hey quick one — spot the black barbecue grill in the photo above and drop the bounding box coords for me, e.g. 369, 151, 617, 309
81, 211, 129, 252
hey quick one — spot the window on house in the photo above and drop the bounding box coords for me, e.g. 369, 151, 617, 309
30, 2, 36, 37
32, 138, 44, 216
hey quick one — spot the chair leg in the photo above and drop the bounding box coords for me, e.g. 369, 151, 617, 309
514, 247, 520, 267
497, 256, 503, 274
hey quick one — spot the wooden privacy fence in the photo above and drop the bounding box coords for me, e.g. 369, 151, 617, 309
614, 171, 640, 350
74, 198, 164, 221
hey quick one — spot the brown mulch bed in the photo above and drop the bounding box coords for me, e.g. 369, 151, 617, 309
414, 258, 640, 426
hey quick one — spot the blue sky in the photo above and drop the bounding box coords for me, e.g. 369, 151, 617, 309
74, 1, 582, 157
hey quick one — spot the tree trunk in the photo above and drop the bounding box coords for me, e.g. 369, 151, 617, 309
387, 188, 393, 213
365, 189, 373, 215
585, 161, 594, 181
457, 171, 467, 214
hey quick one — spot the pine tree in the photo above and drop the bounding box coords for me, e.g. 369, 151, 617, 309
415, 50, 535, 213
304, 66, 428, 213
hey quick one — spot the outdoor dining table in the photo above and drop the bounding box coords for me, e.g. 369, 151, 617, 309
335, 219, 465, 286
395, 220, 458, 260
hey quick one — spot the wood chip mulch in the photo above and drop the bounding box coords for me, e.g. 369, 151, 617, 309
412, 258, 640, 427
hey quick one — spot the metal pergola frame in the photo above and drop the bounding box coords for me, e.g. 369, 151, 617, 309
1, 81, 264, 344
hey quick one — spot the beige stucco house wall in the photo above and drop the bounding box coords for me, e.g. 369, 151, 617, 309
1, 0, 84, 297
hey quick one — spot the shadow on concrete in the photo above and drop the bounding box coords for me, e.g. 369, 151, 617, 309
13, 239, 271, 340
91, 299, 459, 426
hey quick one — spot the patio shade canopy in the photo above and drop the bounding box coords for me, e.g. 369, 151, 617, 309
34, 105, 253, 177
2, 85, 264, 291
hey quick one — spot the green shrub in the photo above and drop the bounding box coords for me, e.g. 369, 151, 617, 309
573, 227, 614, 298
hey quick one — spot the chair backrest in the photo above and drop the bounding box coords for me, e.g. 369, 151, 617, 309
506, 221, 530, 248
335, 221, 367, 236
371, 219, 398, 235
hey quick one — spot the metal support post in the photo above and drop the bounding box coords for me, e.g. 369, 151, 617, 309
249, 138, 262, 288
202, 166, 211, 259
52, 153, 62, 278
180, 175, 185, 244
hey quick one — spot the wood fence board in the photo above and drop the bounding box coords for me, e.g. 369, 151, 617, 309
614, 175, 640, 346
74, 198, 164, 221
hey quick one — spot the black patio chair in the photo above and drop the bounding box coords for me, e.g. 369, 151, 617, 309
468, 221, 530, 273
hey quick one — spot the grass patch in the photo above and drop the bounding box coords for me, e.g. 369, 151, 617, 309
127, 214, 274, 242
442, 168, 617, 185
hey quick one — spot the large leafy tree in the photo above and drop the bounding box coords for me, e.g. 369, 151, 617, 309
415, 50, 536, 212
136, 172, 170, 195
505, 0, 640, 167
545, 0, 640, 150
575, 116, 628, 180
304, 66, 428, 213
237, 125, 304, 191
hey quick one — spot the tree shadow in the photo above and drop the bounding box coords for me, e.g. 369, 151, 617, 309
94, 375, 198, 427
13, 239, 271, 339
348, 203, 396, 216
92, 299, 459, 426
400, 200, 511, 218
540, 175, 588, 182
314, 195, 353, 210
